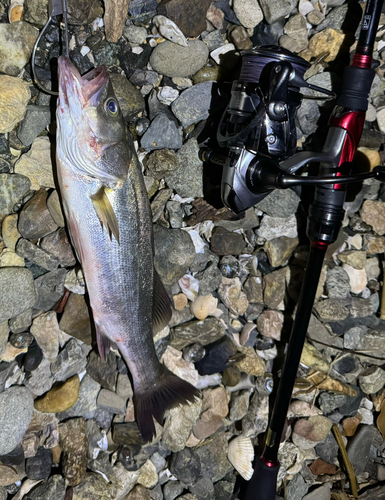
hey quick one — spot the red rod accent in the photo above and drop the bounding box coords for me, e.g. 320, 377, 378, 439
352, 53, 372, 69
260, 456, 278, 468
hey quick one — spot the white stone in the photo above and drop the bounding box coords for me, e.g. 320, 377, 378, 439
256, 214, 298, 240
210, 44, 236, 65
233, 0, 263, 29
377, 107, 385, 134
366, 103, 377, 122
342, 263, 367, 294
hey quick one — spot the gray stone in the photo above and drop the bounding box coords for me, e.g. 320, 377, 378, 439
0, 322, 8, 358
97, 388, 126, 414
25, 447, 53, 480
315, 4, 349, 32
151, 188, 173, 222
130, 69, 159, 87
0, 173, 30, 220
189, 477, 214, 500
358, 366, 385, 395
24, 475, 66, 500
0, 22, 38, 77
228, 389, 251, 421
263, 267, 287, 309
195, 432, 232, 482
141, 113, 182, 151
170, 317, 226, 350
318, 393, 348, 415
280, 14, 308, 53
348, 298, 373, 318
24, 0, 49, 26
18, 188, 59, 240
256, 214, 297, 240
153, 225, 195, 287
347, 425, 384, 475
87, 350, 117, 391
213, 481, 234, 500
51, 338, 88, 382
0, 487, 6, 500
123, 25, 148, 44
201, 30, 226, 51
195, 262, 222, 295
0, 267, 37, 323
163, 481, 184, 500
0, 386, 34, 455
166, 201, 184, 228
302, 484, 331, 500
166, 139, 203, 198
326, 266, 351, 299
313, 299, 349, 322
9, 308, 32, 334
150, 40, 208, 78
171, 82, 214, 128
16, 239, 60, 271
286, 472, 309, 500
169, 448, 201, 487
242, 389, 269, 438
40, 228, 76, 268
307, 314, 343, 349
71, 471, 114, 499
146, 149, 180, 180
315, 432, 339, 464
57, 374, 101, 420
258, 0, 297, 24
17, 105, 51, 146
33, 268, 67, 312
297, 99, 320, 135
24, 357, 54, 396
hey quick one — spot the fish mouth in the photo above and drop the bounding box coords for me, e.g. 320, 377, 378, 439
58, 56, 109, 109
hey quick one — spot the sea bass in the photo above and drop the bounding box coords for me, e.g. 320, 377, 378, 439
56, 56, 198, 440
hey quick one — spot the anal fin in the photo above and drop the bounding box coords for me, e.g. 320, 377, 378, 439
95, 323, 111, 362
152, 269, 173, 335
90, 186, 120, 244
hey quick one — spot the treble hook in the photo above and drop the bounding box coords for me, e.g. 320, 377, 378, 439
31, 0, 69, 96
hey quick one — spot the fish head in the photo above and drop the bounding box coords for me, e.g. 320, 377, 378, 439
57, 56, 131, 187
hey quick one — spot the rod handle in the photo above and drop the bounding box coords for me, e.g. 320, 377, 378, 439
242, 456, 280, 500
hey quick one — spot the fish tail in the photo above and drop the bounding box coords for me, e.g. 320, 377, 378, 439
134, 366, 200, 442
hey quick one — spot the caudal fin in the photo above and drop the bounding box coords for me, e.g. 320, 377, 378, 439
134, 367, 200, 442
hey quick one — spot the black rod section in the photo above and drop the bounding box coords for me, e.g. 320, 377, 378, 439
263, 243, 326, 462
357, 0, 383, 54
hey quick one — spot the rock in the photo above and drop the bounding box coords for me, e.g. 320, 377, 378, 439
318, 393, 348, 415
0, 76, 31, 133
297, 99, 320, 135
146, 149, 179, 180
256, 214, 298, 240
0, 323, 7, 358
342, 264, 367, 294
87, 350, 117, 391
229, 389, 251, 421
24, 475, 66, 500
314, 299, 349, 322
104, 0, 129, 42
217, 277, 248, 316
137, 459, 158, 488
97, 389, 126, 414
258, 0, 297, 24
17, 105, 51, 146
302, 484, 331, 500
25, 447, 53, 480
171, 82, 213, 128
228, 25, 253, 50
40, 228, 76, 267
163, 481, 184, 500
195, 431, 232, 482
363, 234, 385, 254
157, 0, 211, 37
189, 477, 214, 500
15, 136, 55, 190
0, 173, 31, 221
0, 247, 24, 267
51, 338, 88, 382
315, 4, 349, 32
235, 346, 265, 377
57, 374, 101, 420
123, 25, 148, 44
141, 113, 182, 151
359, 366, 385, 395
263, 267, 287, 309
24, 356, 53, 395
30, 311, 60, 362
162, 397, 202, 452
201, 30, 226, 52
46, 190, 65, 227
307, 28, 348, 62
0, 267, 36, 322
347, 424, 383, 475
23, 0, 49, 25
110, 73, 145, 122
169, 447, 201, 486
0, 386, 34, 455
127, 485, 152, 500
264, 237, 298, 267
154, 225, 195, 286
361, 200, 385, 235
232, 0, 263, 29
16, 239, 59, 271
213, 481, 235, 500
166, 139, 203, 198
292, 416, 332, 449
59, 293, 92, 345
67, 0, 103, 25
0, 21, 38, 76
0, 461, 25, 486
286, 473, 309, 500
149, 40, 208, 78
71, 471, 114, 500
210, 227, 246, 256
195, 336, 237, 376
325, 266, 350, 299
193, 64, 221, 84
1, 213, 21, 251
170, 317, 225, 350
59, 418, 88, 487
33, 268, 67, 312
280, 14, 308, 52
256, 310, 284, 340
34, 375, 80, 413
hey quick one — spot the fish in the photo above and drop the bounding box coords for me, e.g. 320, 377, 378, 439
55, 56, 199, 441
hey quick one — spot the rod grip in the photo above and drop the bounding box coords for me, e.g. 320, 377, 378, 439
242, 457, 280, 500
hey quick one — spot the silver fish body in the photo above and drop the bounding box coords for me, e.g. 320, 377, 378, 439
56, 57, 198, 440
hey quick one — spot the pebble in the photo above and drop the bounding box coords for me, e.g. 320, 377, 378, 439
0, 173, 31, 221
235, 346, 265, 377
302, 484, 331, 500
104, 0, 129, 43
40, 228, 76, 267
217, 277, 248, 316
23, 475, 66, 500
256, 310, 284, 340
0, 267, 36, 323
146, 149, 179, 180
17, 105, 51, 146
162, 396, 202, 452
361, 200, 385, 235
233, 0, 263, 29
292, 416, 332, 450
264, 236, 298, 267
46, 190, 65, 227
256, 214, 298, 240
34, 374, 80, 413
15, 136, 55, 190
0, 248, 24, 267
30, 311, 60, 362
1, 213, 21, 251
313, 299, 349, 322
51, 338, 88, 382
195, 336, 237, 375
0, 386, 34, 455
359, 366, 385, 395
25, 447, 53, 480
59, 293, 92, 345
196, 432, 232, 482
166, 138, 203, 198
342, 264, 367, 294
263, 267, 287, 309
33, 268, 67, 312
347, 424, 383, 475
156, 0, 211, 38
16, 238, 59, 271
59, 418, 88, 487
0, 21, 38, 76
141, 113, 182, 151
57, 374, 101, 420
97, 388, 126, 414
24, 357, 53, 395
0, 76, 31, 133
169, 447, 201, 487
325, 266, 351, 299
150, 40, 208, 78
172, 82, 214, 128
137, 459, 158, 488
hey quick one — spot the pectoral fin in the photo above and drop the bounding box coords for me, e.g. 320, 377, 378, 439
91, 186, 120, 244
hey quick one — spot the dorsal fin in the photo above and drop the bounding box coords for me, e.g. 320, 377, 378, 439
90, 186, 120, 243
152, 269, 172, 335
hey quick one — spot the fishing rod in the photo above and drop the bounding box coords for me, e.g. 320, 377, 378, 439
201, 0, 384, 498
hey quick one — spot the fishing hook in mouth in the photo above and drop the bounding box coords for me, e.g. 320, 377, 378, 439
31, 0, 70, 96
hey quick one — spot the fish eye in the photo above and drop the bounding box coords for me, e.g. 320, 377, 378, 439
104, 98, 119, 116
